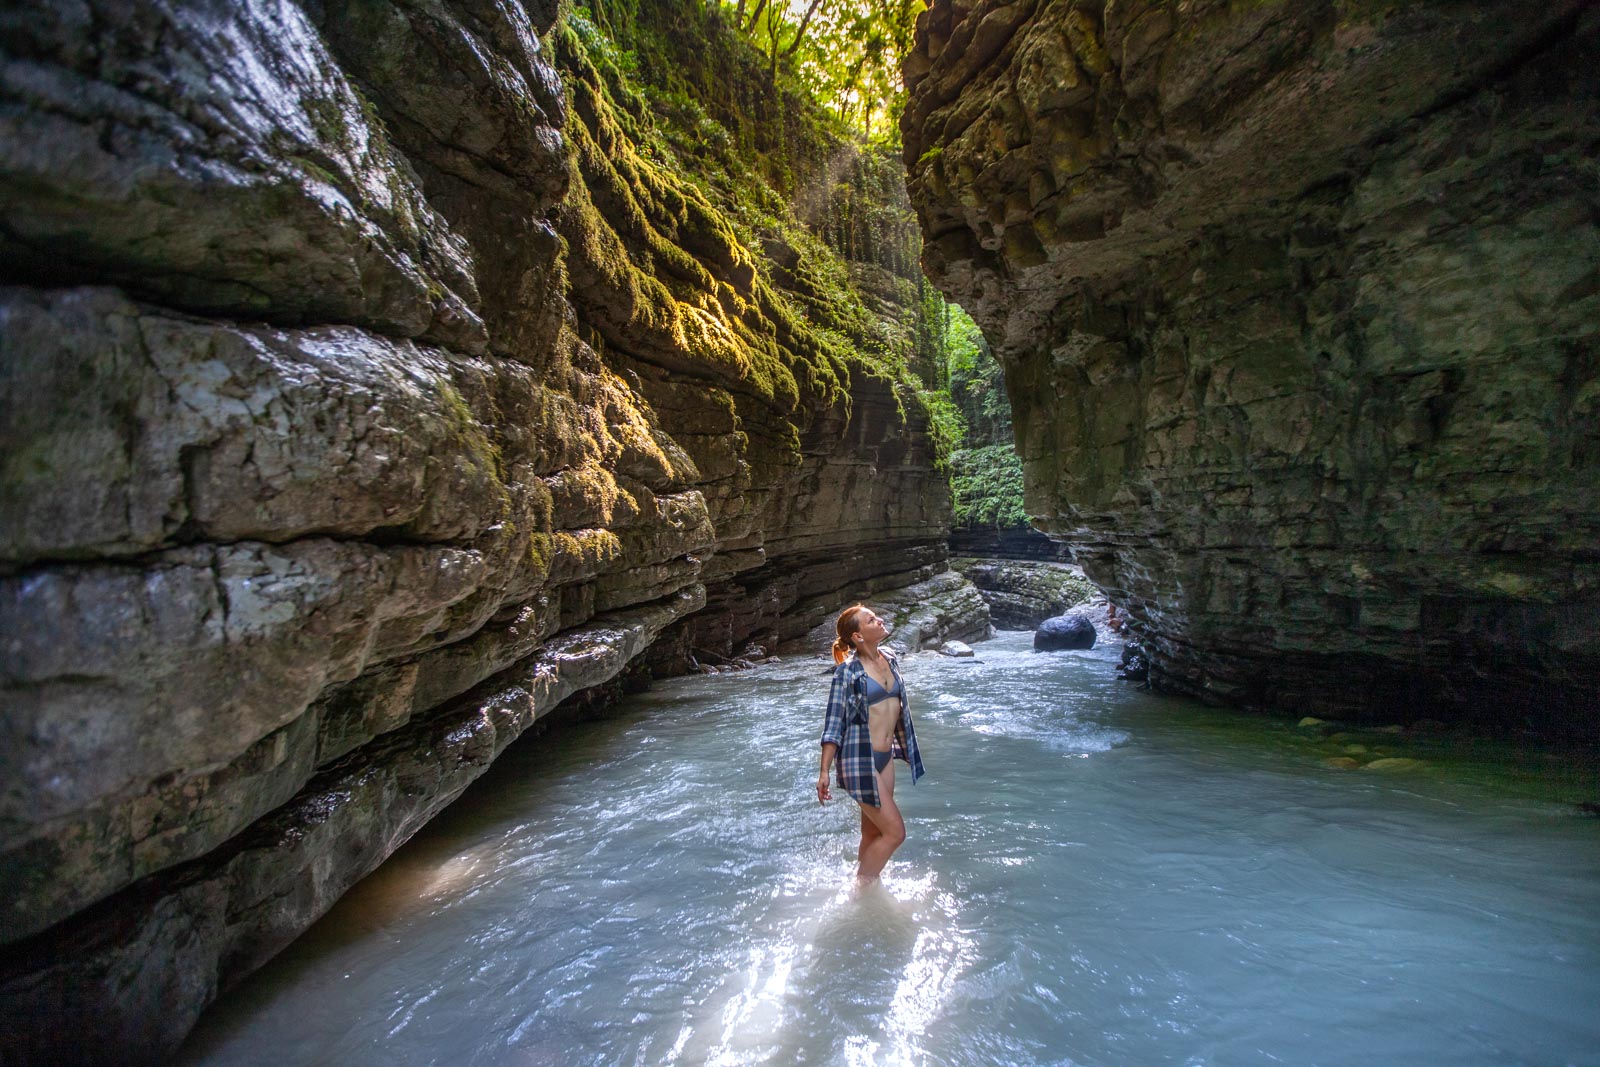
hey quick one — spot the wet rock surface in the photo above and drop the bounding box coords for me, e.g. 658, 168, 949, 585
781, 568, 992, 656
1035, 612, 1097, 651
950, 556, 1094, 628
903, 0, 1600, 731
0, 1, 954, 1054
949, 524, 1072, 561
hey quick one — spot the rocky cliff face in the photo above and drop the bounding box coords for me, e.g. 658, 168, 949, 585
903, 0, 1600, 731
0, 1, 955, 1056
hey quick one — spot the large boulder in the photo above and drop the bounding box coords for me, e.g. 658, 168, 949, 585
1034, 613, 1096, 651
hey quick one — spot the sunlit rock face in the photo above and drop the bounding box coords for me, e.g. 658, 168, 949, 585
903, 0, 1600, 731
0, 1, 951, 1055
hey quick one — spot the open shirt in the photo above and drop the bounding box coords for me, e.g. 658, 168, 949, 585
819, 651, 926, 808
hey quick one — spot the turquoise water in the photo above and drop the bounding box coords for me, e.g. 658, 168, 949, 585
183, 631, 1600, 1066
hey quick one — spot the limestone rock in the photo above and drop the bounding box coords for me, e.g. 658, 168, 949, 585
785, 570, 992, 655
0, 591, 701, 1062
949, 556, 1095, 628
0, 0, 955, 1054
949, 525, 1073, 561
903, 0, 1600, 732
0, 0, 488, 349
872, 571, 993, 652
0, 287, 514, 560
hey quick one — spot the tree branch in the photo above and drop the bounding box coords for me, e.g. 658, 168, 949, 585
782, 0, 827, 59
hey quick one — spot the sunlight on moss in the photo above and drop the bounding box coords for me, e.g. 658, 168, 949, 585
554, 1, 1010, 488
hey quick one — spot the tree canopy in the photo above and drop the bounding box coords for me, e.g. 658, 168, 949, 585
722, 0, 923, 140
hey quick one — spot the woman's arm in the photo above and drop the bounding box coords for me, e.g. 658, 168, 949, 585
817, 742, 837, 803
818, 663, 848, 803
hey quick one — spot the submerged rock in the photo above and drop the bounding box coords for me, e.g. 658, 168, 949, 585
1363, 758, 1426, 773
941, 640, 976, 657
1035, 613, 1096, 651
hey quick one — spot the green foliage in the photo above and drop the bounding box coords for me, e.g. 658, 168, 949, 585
949, 444, 1028, 528
944, 303, 1012, 447
915, 385, 966, 468
577, 0, 847, 201
715, 0, 922, 140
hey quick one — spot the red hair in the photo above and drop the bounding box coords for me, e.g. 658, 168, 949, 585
832, 604, 866, 664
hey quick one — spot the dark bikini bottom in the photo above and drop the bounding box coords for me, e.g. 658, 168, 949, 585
872, 747, 892, 774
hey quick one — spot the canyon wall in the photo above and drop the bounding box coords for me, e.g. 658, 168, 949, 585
903, 0, 1600, 731
0, 1, 956, 1056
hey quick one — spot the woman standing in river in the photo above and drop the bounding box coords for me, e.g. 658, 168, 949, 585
816, 604, 926, 884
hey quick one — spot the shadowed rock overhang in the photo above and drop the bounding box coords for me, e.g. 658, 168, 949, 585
901, 0, 1600, 732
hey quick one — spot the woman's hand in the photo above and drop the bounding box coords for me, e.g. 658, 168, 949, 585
816, 773, 832, 804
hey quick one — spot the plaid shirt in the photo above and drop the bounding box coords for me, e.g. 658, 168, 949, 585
819, 651, 925, 808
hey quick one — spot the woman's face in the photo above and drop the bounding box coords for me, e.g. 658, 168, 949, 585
853, 608, 890, 646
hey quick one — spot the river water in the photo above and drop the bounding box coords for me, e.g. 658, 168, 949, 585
183, 631, 1600, 1066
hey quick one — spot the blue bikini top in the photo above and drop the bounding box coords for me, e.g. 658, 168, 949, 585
862, 664, 903, 704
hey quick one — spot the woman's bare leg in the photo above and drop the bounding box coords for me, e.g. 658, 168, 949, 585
858, 808, 882, 869
855, 760, 904, 883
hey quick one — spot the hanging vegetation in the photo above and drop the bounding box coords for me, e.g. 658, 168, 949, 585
572, 0, 1026, 515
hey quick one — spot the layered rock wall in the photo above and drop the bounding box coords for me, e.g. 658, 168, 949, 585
0, 1, 953, 1056
950, 556, 1093, 628
903, 0, 1600, 731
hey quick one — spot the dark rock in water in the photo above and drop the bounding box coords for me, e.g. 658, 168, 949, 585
1035, 613, 1096, 651
1118, 643, 1149, 682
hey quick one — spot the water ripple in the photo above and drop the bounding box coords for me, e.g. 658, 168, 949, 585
184, 633, 1600, 1067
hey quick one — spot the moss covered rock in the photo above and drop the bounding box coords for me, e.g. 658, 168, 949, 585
0, 0, 955, 1055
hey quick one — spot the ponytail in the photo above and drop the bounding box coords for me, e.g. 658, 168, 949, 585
832, 604, 865, 664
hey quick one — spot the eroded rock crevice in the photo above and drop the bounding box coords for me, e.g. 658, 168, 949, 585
903, 0, 1600, 732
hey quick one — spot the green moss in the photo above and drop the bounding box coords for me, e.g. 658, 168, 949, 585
526, 531, 553, 575
552, 1, 994, 481
303, 95, 351, 151
437, 380, 506, 487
